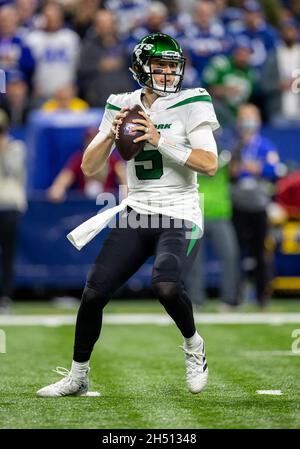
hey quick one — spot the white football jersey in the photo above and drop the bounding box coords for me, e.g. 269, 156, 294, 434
99, 87, 220, 232
26, 29, 79, 97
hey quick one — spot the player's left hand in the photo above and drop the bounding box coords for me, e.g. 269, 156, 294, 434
132, 111, 161, 148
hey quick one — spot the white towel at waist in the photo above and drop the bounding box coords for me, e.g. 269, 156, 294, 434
67, 199, 128, 250
67, 196, 201, 250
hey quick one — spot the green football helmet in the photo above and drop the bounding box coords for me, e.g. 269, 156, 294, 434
130, 33, 186, 96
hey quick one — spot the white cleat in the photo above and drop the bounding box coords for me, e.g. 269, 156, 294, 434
36, 367, 89, 397
181, 339, 208, 394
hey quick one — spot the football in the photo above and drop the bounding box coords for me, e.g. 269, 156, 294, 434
115, 104, 146, 161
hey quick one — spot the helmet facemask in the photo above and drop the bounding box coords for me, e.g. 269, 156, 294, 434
143, 55, 186, 96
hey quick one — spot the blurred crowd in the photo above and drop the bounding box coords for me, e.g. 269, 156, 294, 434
1, 0, 300, 309
0, 0, 300, 125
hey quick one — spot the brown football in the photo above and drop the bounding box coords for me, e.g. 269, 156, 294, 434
115, 104, 146, 161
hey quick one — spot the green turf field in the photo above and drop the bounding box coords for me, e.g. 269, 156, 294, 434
0, 300, 300, 429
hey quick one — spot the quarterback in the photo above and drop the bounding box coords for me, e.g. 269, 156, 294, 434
37, 33, 219, 397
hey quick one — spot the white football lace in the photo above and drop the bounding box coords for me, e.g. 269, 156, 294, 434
180, 346, 205, 374
52, 366, 70, 377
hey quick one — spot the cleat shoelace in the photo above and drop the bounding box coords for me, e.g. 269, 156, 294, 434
47, 366, 76, 390
51, 366, 88, 385
47, 366, 87, 395
52, 366, 71, 377
180, 345, 207, 377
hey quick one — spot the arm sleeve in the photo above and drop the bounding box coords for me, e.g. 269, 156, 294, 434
187, 124, 218, 157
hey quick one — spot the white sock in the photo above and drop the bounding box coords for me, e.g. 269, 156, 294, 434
184, 331, 202, 349
71, 360, 89, 379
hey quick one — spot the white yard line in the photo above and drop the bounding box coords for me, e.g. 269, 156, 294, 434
1, 313, 300, 326
256, 390, 283, 395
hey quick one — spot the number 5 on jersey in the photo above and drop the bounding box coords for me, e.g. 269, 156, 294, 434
134, 148, 163, 180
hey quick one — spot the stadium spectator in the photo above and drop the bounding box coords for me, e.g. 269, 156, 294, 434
182, 56, 200, 89
26, 2, 80, 102
261, 18, 300, 125
41, 84, 89, 112
181, 0, 232, 81
284, 0, 300, 23
78, 9, 132, 107
261, 0, 282, 29
0, 70, 31, 126
16, 0, 41, 34
47, 129, 126, 202
142, 0, 169, 34
47, 150, 126, 201
0, 4, 35, 84
216, 0, 244, 32
106, 0, 150, 35
202, 36, 256, 125
68, 0, 102, 39
125, 1, 177, 55
185, 150, 240, 310
230, 0, 278, 73
161, 0, 182, 28
47, 150, 104, 202
230, 103, 282, 308
0, 109, 26, 311
276, 170, 300, 218
174, 0, 197, 15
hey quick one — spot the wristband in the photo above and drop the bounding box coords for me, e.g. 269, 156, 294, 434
157, 136, 192, 166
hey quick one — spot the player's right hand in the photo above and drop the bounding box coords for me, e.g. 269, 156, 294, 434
109, 107, 129, 139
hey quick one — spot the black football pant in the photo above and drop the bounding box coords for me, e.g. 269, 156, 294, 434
73, 210, 200, 362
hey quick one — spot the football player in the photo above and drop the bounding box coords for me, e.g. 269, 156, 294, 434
37, 33, 219, 397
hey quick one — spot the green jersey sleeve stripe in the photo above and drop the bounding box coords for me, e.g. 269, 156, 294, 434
105, 103, 121, 111
167, 95, 212, 109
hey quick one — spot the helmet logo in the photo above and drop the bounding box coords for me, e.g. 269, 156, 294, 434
134, 43, 154, 63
